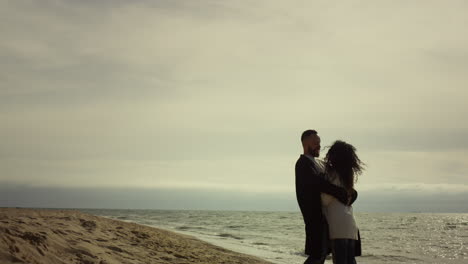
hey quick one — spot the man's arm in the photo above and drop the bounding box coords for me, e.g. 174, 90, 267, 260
348, 189, 358, 205
310, 173, 349, 204
297, 161, 348, 204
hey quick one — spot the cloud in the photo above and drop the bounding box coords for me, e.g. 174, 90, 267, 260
1, 183, 467, 212
358, 150, 468, 187
358, 183, 468, 194
0, 0, 467, 200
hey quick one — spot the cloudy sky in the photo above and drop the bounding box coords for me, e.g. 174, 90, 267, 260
1, 0, 467, 212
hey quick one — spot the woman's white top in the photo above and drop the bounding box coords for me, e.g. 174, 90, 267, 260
321, 171, 358, 240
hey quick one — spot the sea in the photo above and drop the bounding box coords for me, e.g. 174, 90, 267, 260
79, 209, 468, 264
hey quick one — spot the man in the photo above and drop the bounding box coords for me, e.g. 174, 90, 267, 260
295, 129, 358, 264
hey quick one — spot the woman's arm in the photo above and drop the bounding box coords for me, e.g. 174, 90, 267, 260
297, 161, 348, 204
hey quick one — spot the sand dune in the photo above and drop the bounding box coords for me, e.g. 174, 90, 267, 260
0, 208, 273, 264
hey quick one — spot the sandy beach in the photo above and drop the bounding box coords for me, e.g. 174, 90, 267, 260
0, 208, 273, 264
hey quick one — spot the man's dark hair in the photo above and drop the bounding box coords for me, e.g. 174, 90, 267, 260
301, 129, 317, 142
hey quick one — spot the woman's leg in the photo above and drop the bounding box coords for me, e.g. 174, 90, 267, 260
332, 239, 358, 264
347, 239, 357, 264
331, 239, 348, 264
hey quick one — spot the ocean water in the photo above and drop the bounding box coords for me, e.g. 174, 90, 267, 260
80, 209, 467, 264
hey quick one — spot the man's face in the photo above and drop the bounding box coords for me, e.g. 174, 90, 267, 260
307, 135, 321, 157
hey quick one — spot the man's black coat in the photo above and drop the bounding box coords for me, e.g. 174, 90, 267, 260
295, 154, 361, 259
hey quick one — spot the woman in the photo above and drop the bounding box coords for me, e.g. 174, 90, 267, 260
321, 140, 364, 264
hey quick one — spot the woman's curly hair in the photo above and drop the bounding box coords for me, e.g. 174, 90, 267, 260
324, 140, 364, 191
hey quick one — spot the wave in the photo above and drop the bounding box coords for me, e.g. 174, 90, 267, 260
252, 242, 269, 246
225, 225, 243, 229
361, 253, 422, 262
176, 226, 206, 231
217, 233, 243, 240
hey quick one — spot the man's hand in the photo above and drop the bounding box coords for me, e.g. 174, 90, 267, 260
348, 188, 358, 205
336, 188, 349, 205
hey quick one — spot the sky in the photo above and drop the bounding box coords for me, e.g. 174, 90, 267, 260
1, 0, 468, 212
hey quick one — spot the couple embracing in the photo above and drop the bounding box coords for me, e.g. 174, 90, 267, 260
295, 129, 364, 264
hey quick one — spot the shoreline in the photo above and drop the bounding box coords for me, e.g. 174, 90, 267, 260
0, 208, 274, 264
92, 215, 286, 263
